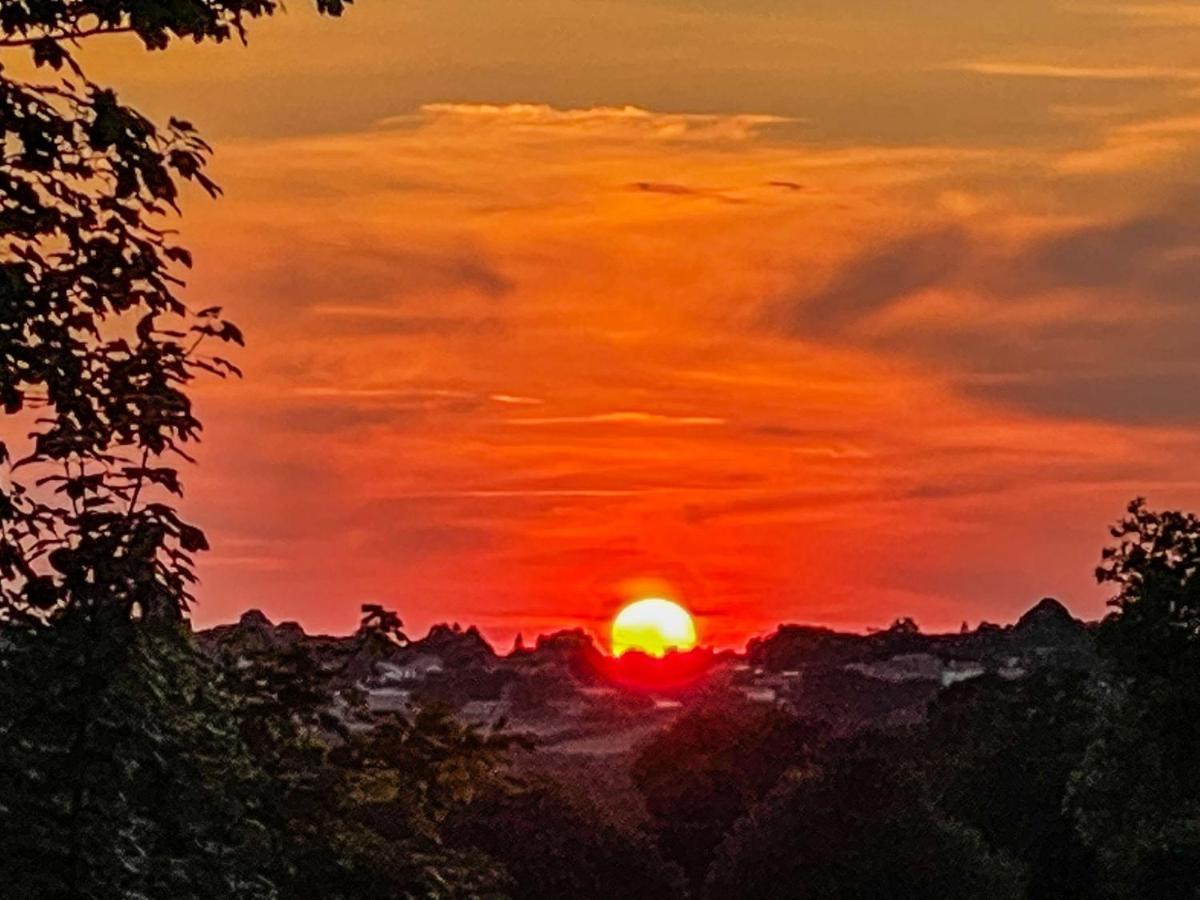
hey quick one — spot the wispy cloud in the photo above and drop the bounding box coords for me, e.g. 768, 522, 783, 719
489, 393, 544, 406
308, 306, 505, 335
1056, 112, 1200, 172
1082, 3, 1200, 26
399, 489, 655, 498
506, 412, 728, 426
244, 241, 514, 310
291, 386, 546, 410
626, 181, 747, 203
387, 103, 795, 143
948, 61, 1200, 81
292, 386, 475, 400
767, 200, 1200, 423
769, 227, 969, 337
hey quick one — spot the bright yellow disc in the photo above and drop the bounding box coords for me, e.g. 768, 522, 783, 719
611, 598, 697, 657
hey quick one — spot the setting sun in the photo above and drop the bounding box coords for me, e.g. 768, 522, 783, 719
611, 598, 697, 657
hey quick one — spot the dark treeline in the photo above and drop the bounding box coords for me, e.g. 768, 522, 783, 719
5, 501, 1200, 898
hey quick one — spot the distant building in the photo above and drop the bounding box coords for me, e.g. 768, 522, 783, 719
845, 653, 943, 683
365, 687, 414, 713
998, 657, 1027, 680
459, 700, 508, 725
742, 687, 777, 704
942, 660, 986, 686
377, 654, 444, 684
579, 686, 618, 698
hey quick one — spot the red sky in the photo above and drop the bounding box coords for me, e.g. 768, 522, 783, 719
66, 1, 1200, 649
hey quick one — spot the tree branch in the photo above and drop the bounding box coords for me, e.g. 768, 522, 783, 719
0, 25, 136, 48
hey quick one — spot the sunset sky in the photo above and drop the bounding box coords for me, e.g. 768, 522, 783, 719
79, 1, 1200, 647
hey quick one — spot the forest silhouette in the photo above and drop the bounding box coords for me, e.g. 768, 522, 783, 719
4, 2, 1200, 898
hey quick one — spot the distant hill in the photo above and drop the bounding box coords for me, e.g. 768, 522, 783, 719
746, 597, 1095, 674
195, 597, 1097, 737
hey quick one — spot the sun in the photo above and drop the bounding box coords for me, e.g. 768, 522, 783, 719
611, 598, 697, 657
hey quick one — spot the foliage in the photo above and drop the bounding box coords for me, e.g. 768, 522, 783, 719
444, 779, 685, 900
926, 671, 1100, 899
0, 617, 273, 899
0, 0, 353, 661
1066, 499, 1200, 897
0, 14, 260, 630
503, 666, 578, 715
0, 594, 519, 899
1069, 688, 1200, 899
214, 608, 517, 900
704, 733, 1026, 900
0, 10, 344, 890
631, 693, 823, 886
0, 9, 523, 897
1094, 498, 1200, 684
0, 0, 348, 54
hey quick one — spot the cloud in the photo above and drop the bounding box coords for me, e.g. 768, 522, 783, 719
683, 486, 878, 525
270, 397, 484, 434
948, 61, 1200, 81
1085, 4, 1200, 26
791, 444, 873, 459
778, 205, 1200, 326
1012, 210, 1200, 301
628, 181, 703, 196
626, 181, 746, 203
766, 202, 1200, 422
505, 411, 728, 426
351, 520, 497, 556
291, 386, 476, 401
1055, 112, 1200, 172
276, 387, 554, 431
263, 386, 527, 435
964, 369, 1200, 422
489, 393, 544, 405
392, 103, 795, 143
770, 227, 970, 337
398, 489, 651, 498
278, 243, 513, 304
308, 307, 506, 336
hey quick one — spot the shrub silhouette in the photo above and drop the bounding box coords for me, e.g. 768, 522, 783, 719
705, 733, 1025, 900
632, 693, 824, 887
1069, 499, 1200, 897
926, 671, 1100, 898
445, 780, 685, 899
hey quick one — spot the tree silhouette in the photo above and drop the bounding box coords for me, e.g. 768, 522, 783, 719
0, 620, 276, 897
705, 734, 1025, 900
0, 4, 346, 895
926, 671, 1100, 899
1068, 499, 1200, 897
444, 779, 685, 900
0, 0, 361, 627
631, 693, 823, 887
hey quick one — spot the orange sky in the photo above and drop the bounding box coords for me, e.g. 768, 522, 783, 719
57, 1, 1200, 648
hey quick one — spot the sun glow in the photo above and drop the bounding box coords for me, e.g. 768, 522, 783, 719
611, 598, 697, 657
